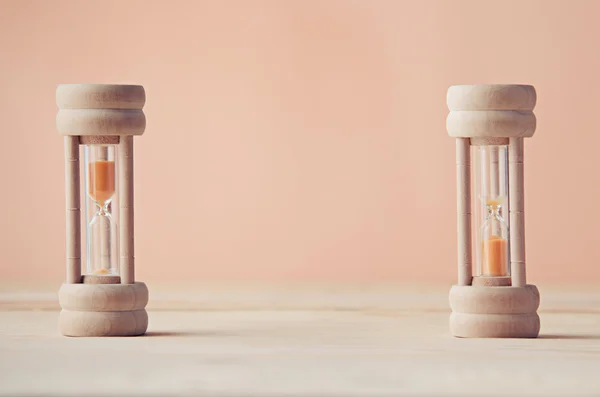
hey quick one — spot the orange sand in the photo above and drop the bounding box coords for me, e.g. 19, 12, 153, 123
482, 236, 508, 276
89, 161, 115, 204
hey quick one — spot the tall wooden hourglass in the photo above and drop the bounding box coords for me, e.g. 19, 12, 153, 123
447, 84, 540, 338
56, 84, 149, 337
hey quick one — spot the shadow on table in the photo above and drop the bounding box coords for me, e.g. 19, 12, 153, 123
538, 334, 600, 340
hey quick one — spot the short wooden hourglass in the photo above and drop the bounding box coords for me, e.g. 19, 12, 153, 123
56, 84, 148, 337
447, 84, 540, 338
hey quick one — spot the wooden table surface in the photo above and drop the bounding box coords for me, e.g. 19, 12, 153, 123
1, 284, 599, 396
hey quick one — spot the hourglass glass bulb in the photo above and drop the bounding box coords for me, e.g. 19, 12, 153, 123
481, 199, 509, 277
84, 144, 119, 277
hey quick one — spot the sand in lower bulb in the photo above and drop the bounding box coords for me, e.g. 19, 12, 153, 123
482, 236, 508, 276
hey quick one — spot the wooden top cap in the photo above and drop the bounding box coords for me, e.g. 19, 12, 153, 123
56, 84, 145, 110
56, 84, 146, 136
447, 85, 536, 111
446, 85, 537, 139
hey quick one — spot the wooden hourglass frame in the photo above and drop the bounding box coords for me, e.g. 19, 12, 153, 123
56, 84, 148, 337
447, 85, 540, 338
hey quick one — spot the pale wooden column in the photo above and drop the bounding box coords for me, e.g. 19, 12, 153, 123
456, 138, 472, 286
64, 136, 81, 284
509, 138, 526, 287
119, 136, 135, 284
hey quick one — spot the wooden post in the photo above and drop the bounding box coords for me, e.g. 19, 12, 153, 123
65, 136, 81, 284
509, 138, 526, 287
456, 138, 472, 286
119, 136, 135, 284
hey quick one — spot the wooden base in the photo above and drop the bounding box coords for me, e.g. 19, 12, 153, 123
58, 282, 148, 337
60, 309, 148, 337
449, 284, 540, 338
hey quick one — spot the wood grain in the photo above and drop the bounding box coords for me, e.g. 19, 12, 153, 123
119, 136, 135, 284
56, 84, 145, 110
59, 282, 148, 312
60, 309, 148, 337
56, 109, 146, 136
447, 84, 536, 111
64, 136, 81, 284
509, 138, 526, 287
456, 138, 472, 286
446, 110, 536, 138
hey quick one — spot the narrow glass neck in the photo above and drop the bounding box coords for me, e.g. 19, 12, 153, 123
485, 203, 504, 221
95, 200, 112, 216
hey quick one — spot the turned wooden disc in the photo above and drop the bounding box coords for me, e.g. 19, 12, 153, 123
59, 282, 148, 312
56, 84, 146, 136
446, 109, 536, 138
449, 284, 540, 338
56, 84, 145, 110
60, 309, 148, 337
450, 312, 540, 338
446, 84, 537, 139
447, 85, 536, 111
449, 284, 540, 315
56, 109, 146, 136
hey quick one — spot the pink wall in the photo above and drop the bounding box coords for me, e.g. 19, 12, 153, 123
1, 0, 599, 286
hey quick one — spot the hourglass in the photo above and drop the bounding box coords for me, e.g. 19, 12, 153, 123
56, 84, 149, 337
447, 84, 540, 338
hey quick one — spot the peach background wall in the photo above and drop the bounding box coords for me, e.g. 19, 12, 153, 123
1, 0, 599, 287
